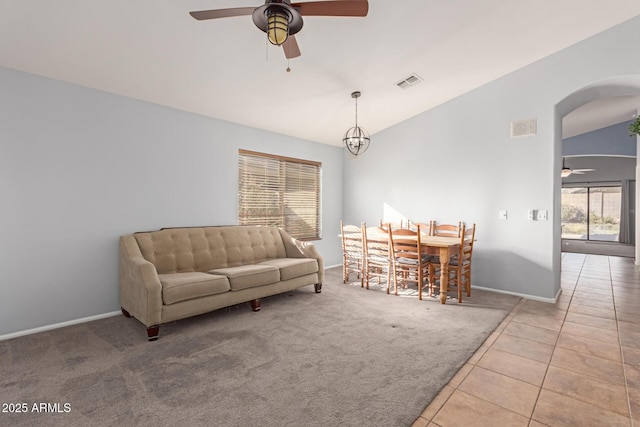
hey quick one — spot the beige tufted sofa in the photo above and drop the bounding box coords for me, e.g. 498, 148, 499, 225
119, 225, 323, 340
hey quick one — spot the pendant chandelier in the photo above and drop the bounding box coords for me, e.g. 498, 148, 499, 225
342, 91, 370, 157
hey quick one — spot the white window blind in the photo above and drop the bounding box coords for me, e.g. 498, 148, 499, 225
238, 149, 322, 240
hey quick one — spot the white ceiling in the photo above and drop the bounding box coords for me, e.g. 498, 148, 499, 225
2, 1, 640, 146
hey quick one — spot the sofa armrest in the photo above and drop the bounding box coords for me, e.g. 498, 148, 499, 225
119, 235, 163, 327
278, 229, 324, 283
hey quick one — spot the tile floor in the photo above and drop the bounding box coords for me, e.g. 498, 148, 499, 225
413, 253, 640, 427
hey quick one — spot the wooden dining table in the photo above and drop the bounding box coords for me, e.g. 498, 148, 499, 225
359, 229, 461, 304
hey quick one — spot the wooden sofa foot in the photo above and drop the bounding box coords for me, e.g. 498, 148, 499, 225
121, 308, 132, 318
314, 283, 322, 293
250, 299, 261, 312
147, 325, 159, 341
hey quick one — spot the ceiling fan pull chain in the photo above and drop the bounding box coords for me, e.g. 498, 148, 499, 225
287, 58, 291, 73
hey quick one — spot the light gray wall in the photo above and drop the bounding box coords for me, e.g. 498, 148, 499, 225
343, 15, 640, 300
0, 67, 343, 336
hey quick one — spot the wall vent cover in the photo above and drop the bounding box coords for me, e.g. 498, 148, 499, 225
396, 73, 423, 89
511, 118, 537, 138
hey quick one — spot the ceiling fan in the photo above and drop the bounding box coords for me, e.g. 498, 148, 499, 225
561, 157, 596, 177
189, 0, 369, 59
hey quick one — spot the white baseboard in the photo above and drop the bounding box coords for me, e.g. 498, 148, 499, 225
473, 285, 561, 304
0, 311, 121, 342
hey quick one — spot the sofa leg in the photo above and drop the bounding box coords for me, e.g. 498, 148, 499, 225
314, 283, 322, 293
250, 299, 261, 312
121, 308, 132, 318
147, 325, 159, 341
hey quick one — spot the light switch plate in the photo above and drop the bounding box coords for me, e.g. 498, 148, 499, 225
536, 210, 548, 221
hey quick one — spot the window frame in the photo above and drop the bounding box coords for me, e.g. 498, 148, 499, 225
238, 149, 322, 241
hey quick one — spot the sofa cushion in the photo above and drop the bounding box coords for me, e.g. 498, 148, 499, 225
159, 272, 230, 305
208, 264, 280, 291
134, 226, 288, 274
258, 258, 318, 281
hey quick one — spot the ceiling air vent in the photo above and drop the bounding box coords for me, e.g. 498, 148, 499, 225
396, 73, 423, 89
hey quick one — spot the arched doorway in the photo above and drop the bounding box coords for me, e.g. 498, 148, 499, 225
555, 75, 640, 265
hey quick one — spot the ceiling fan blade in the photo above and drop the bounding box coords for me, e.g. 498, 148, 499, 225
190, 7, 256, 21
292, 0, 369, 17
573, 168, 596, 172
283, 35, 301, 59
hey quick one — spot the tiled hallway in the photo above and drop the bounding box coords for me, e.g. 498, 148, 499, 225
414, 253, 640, 426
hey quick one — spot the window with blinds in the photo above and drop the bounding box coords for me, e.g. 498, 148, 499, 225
238, 149, 322, 240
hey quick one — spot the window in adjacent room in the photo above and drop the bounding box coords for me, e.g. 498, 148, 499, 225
238, 149, 322, 240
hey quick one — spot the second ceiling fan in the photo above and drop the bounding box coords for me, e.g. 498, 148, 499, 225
562, 157, 596, 178
189, 0, 369, 59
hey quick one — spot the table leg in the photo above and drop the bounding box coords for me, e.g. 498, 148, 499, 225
439, 247, 450, 304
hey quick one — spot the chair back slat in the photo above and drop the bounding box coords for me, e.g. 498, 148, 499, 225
390, 228, 420, 260
388, 225, 429, 296
460, 223, 476, 263
363, 224, 392, 290
364, 226, 389, 258
379, 219, 406, 231
341, 222, 364, 254
410, 221, 433, 236
432, 221, 461, 237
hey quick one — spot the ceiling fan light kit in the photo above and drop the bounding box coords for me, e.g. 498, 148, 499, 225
252, 2, 303, 46
266, 10, 290, 45
343, 91, 370, 157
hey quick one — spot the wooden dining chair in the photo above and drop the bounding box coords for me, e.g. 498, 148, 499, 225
427, 221, 462, 296
340, 221, 365, 285
363, 224, 392, 290
389, 225, 431, 298
449, 223, 476, 300
429, 223, 475, 302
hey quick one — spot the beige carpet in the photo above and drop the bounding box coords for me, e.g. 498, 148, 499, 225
1, 267, 520, 427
